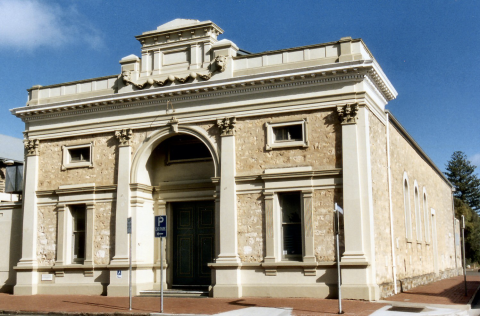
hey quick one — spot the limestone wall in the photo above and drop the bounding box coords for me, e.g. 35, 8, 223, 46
387, 117, 457, 286
237, 194, 264, 262
235, 110, 341, 176
37, 205, 57, 266
313, 189, 342, 262
93, 202, 115, 265
368, 113, 393, 286
38, 133, 117, 190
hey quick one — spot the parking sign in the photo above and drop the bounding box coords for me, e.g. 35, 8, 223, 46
155, 215, 167, 238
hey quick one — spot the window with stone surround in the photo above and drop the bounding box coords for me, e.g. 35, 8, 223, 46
423, 189, 430, 243
403, 174, 413, 242
265, 119, 308, 150
70, 205, 86, 264
62, 143, 93, 170
414, 183, 422, 242
279, 192, 302, 260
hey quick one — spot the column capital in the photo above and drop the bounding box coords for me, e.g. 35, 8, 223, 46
336, 103, 359, 125
115, 128, 133, 146
217, 117, 236, 136
24, 138, 39, 156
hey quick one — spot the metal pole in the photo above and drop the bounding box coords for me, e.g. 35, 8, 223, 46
161, 237, 164, 313
462, 215, 467, 296
129, 231, 132, 310
335, 203, 343, 314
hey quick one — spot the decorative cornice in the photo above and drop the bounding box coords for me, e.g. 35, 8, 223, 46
13, 63, 390, 121
217, 117, 236, 136
115, 128, 133, 146
336, 103, 358, 125
24, 138, 39, 156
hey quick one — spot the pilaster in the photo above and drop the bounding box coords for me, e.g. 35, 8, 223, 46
84, 203, 95, 267
111, 129, 133, 264
14, 139, 40, 295
337, 104, 366, 262
302, 190, 315, 263
216, 117, 239, 263
263, 191, 276, 263
55, 204, 67, 267
212, 117, 241, 298
337, 104, 379, 300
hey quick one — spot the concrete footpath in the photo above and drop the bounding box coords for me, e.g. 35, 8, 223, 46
0, 275, 479, 316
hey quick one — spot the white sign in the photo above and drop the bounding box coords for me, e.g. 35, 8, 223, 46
117, 270, 122, 278
41, 274, 53, 281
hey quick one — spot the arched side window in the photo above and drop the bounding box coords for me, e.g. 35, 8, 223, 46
403, 172, 412, 241
414, 182, 422, 241
423, 188, 430, 243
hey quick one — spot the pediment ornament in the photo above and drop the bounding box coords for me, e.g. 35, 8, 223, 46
121, 55, 228, 90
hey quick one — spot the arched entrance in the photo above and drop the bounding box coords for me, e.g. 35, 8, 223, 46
130, 126, 219, 289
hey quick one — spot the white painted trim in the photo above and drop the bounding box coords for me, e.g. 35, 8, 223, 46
265, 119, 308, 150
130, 125, 220, 185
61, 143, 94, 170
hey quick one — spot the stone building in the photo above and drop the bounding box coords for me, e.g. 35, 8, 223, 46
0, 136, 24, 293
10, 19, 461, 300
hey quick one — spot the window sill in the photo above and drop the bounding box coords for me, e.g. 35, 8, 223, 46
62, 162, 93, 170
266, 141, 308, 151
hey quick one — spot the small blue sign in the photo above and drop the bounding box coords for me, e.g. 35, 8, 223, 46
155, 215, 167, 238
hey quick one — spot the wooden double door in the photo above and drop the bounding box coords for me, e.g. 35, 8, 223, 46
172, 201, 215, 286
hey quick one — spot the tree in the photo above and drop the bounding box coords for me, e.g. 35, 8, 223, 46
445, 151, 480, 212
455, 198, 480, 264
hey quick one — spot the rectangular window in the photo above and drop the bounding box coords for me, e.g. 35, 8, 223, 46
273, 125, 303, 142
279, 192, 302, 260
265, 119, 308, 150
62, 143, 93, 169
69, 147, 90, 162
70, 205, 86, 263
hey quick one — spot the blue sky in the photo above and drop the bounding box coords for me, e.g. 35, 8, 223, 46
0, 0, 479, 172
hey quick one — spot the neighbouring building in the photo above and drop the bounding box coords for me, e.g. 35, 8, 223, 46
0, 134, 24, 293
9, 19, 462, 300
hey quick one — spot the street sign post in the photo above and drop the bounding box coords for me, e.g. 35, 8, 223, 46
127, 217, 132, 311
155, 215, 167, 313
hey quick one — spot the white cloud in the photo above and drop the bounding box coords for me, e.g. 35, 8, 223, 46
0, 0, 103, 50
470, 153, 480, 168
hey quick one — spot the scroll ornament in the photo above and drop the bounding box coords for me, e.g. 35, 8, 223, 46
24, 138, 39, 156
217, 117, 236, 136
121, 55, 228, 89
115, 128, 133, 146
336, 103, 359, 125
